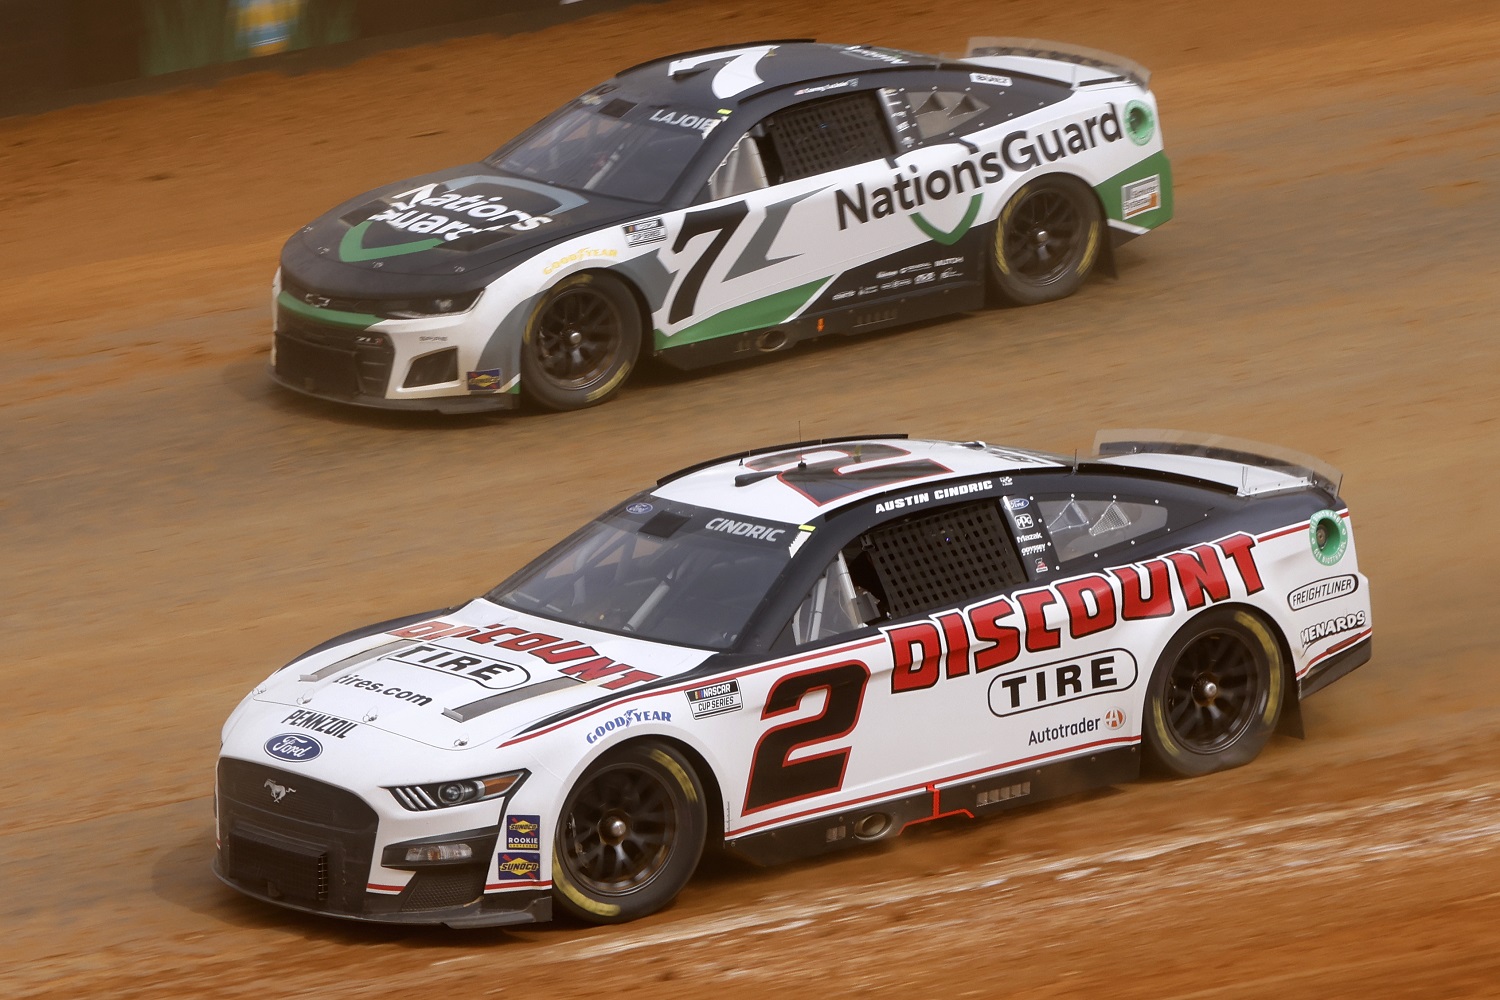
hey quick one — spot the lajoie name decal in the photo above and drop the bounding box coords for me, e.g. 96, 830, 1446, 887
880, 532, 1264, 694
386, 621, 661, 690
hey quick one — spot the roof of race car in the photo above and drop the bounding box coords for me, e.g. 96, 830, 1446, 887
609, 40, 946, 109
649, 435, 1069, 525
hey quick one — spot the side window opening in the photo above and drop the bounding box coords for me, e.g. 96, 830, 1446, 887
761, 90, 896, 183
908, 89, 989, 140
1038, 496, 1171, 564
708, 129, 771, 200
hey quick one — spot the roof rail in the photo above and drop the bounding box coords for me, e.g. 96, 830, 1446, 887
656, 433, 909, 487
617, 39, 815, 78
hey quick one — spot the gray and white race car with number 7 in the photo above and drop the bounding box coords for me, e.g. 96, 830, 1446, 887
270, 38, 1171, 412
216, 431, 1371, 927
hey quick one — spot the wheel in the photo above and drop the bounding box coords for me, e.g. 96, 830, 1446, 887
989, 174, 1103, 305
519, 272, 641, 411
1143, 607, 1285, 778
552, 741, 706, 924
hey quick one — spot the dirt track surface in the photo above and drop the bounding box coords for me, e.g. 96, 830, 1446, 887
4, 1, 1500, 996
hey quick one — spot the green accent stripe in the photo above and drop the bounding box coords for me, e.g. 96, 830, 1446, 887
276, 291, 381, 328
1095, 151, 1174, 230
338, 220, 443, 262
910, 194, 982, 246
657, 278, 830, 349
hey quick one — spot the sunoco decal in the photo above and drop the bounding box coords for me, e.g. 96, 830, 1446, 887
1288, 574, 1359, 611
494, 852, 542, 881
506, 815, 541, 851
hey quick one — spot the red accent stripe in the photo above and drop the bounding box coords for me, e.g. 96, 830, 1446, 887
1257, 508, 1351, 544
484, 880, 552, 891
1297, 630, 1372, 677
500, 636, 885, 747
366, 883, 404, 893
728, 734, 1140, 838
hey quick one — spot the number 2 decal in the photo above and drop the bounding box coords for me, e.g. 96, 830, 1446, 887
669, 202, 749, 323
744, 443, 952, 506
744, 661, 870, 813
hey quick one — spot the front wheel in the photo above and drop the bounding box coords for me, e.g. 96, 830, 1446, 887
989, 174, 1103, 305
552, 741, 706, 924
1143, 608, 1285, 778
520, 272, 641, 411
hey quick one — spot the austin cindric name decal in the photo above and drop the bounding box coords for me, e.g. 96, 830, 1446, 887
880, 533, 1265, 693
385, 621, 661, 690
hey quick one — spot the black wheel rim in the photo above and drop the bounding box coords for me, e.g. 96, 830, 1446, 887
534, 288, 623, 390
1164, 629, 1263, 753
1002, 189, 1085, 284
559, 764, 678, 896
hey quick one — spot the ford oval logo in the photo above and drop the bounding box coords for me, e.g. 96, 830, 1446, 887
264, 733, 323, 762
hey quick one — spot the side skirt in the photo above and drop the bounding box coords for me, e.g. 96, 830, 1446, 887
724, 745, 1140, 867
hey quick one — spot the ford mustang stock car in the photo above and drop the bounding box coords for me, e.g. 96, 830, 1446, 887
269, 37, 1172, 412
216, 431, 1371, 927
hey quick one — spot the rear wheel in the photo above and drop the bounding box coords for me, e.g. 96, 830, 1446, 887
1143, 608, 1285, 777
990, 174, 1103, 305
552, 741, 706, 924
520, 272, 641, 411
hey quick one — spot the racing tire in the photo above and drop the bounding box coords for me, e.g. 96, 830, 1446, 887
553, 741, 707, 924
520, 272, 641, 411
1143, 607, 1285, 778
989, 174, 1103, 306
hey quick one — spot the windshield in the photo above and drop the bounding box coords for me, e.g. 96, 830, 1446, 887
488, 500, 797, 649
486, 99, 722, 203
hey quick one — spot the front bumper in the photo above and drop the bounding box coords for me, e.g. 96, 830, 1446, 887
215, 758, 548, 927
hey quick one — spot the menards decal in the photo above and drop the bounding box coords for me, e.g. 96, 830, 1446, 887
835, 104, 1129, 238
880, 532, 1264, 695
386, 621, 661, 690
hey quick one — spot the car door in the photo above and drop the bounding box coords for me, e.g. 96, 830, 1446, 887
651, 87, 906, 350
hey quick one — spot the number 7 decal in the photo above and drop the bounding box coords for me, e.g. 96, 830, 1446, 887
744, 660, 870, 813
669, 202, 749, 323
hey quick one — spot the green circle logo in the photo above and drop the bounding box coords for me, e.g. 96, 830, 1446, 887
1125, 100, 1154, 146
1308, 510, 1348, 566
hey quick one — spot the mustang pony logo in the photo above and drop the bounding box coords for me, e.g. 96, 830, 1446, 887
264, 779, 297, 803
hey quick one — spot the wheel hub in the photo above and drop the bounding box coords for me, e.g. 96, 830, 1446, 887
1193, 675, 1220, 705
599, 814, 629, 846
567, 329, 583, 347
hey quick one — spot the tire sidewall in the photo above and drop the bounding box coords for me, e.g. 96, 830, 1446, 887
1143, 607, 1285, 778
990, 174, 1103, 306
520, 271, 642, 411
552, 741, 706, 924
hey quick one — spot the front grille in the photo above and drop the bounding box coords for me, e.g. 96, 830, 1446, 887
274, 317, 393, 398
400, 866, 487, 911
217, 758, 380, 913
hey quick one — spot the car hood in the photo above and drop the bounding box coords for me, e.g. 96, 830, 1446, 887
281, 163, 651, 294
239, 600, 715, 751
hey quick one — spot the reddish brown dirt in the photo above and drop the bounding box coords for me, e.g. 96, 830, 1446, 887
3, 1, 1499, 996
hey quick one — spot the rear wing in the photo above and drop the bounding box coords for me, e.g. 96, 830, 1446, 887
964, 37, 1150, 89
1090, 428, 1344, 498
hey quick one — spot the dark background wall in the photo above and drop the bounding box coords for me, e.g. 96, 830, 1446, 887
0, 0, 661, 117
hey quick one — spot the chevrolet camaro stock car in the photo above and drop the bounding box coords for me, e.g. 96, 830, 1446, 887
269, 37, 1173, 412
216, 431, 1372, 926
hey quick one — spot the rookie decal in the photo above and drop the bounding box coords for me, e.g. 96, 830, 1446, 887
883, 532, 1265, 694
384, 622, 662, 691
280, 710, 358, 738
1299, 610, 1368, 649
686, 679, 743, 719
989, 650, 1139, 717
1288, 574, 1359, 611
264, 733, 322, 762
506, 815, 541, 851
495, 852, 542, 881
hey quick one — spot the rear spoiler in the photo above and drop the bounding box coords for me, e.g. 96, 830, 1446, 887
965, 36, 1150, 89
1091, 428, 1344, 497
